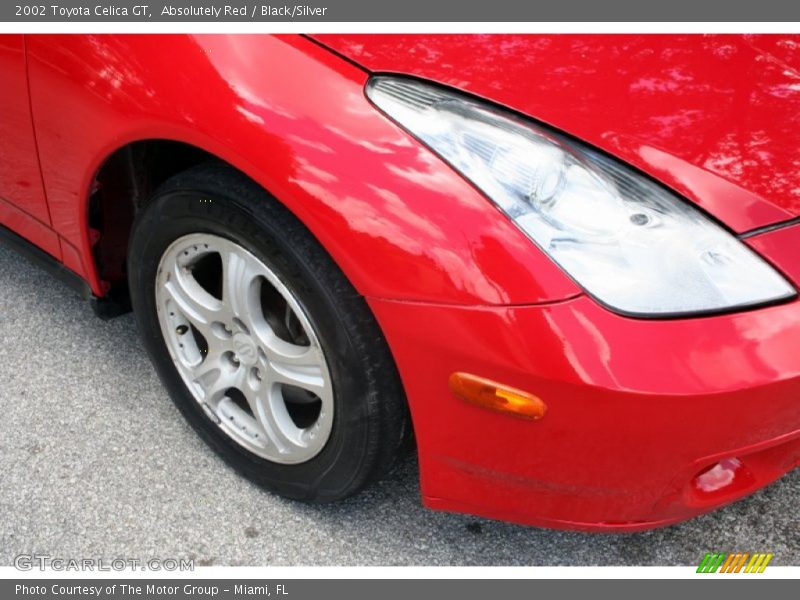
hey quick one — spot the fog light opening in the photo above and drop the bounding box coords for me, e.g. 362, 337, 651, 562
691, 457, 756, 500
694, 458, 741, 493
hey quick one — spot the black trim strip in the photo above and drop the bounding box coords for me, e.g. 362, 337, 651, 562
301, 34, 371, 74
739, 217, 800, 240
0, 223, 91, 300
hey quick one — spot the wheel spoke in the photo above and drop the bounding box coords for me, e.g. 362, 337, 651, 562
191, 355, 233, 402
262, 338, 326, 395
249, 386, 303, 454
163, 266, 223, 338
221, 249, 260, 330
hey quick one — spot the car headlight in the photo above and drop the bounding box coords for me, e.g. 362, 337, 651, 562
366, 76, 795, 316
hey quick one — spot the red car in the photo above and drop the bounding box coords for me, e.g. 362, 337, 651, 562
2, 34, 799, 532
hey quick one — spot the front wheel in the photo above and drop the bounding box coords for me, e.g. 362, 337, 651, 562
127, 163, 411, 502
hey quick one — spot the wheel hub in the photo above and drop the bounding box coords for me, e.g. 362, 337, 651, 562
232, 332, 258, 367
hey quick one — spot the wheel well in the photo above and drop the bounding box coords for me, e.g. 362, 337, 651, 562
89, 140, 214, 312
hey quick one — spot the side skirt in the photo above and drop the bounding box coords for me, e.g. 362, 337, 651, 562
0, 223, 129, 319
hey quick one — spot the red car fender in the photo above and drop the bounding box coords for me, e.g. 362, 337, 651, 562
25, 33, 580, 306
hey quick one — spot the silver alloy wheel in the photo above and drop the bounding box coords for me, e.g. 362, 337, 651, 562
155, 233, 334, 464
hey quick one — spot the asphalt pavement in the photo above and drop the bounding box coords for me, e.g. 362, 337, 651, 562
0, 244, 797, 566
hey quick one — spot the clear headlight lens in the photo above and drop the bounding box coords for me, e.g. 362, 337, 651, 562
366, 76, 795, 316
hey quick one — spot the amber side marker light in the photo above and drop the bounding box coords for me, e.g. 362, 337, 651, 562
448, 372, 547, 421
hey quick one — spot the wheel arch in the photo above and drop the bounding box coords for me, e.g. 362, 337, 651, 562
87, 138, 218, 310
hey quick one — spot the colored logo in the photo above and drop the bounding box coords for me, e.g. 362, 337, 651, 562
697, 553, 773, 573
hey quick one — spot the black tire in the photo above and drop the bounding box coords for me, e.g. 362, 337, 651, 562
128, 162, 411, 502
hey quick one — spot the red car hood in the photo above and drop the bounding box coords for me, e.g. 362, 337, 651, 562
312, 34, 800, 233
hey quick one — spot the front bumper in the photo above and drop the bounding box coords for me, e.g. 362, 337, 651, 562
368, 292, 800, 531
